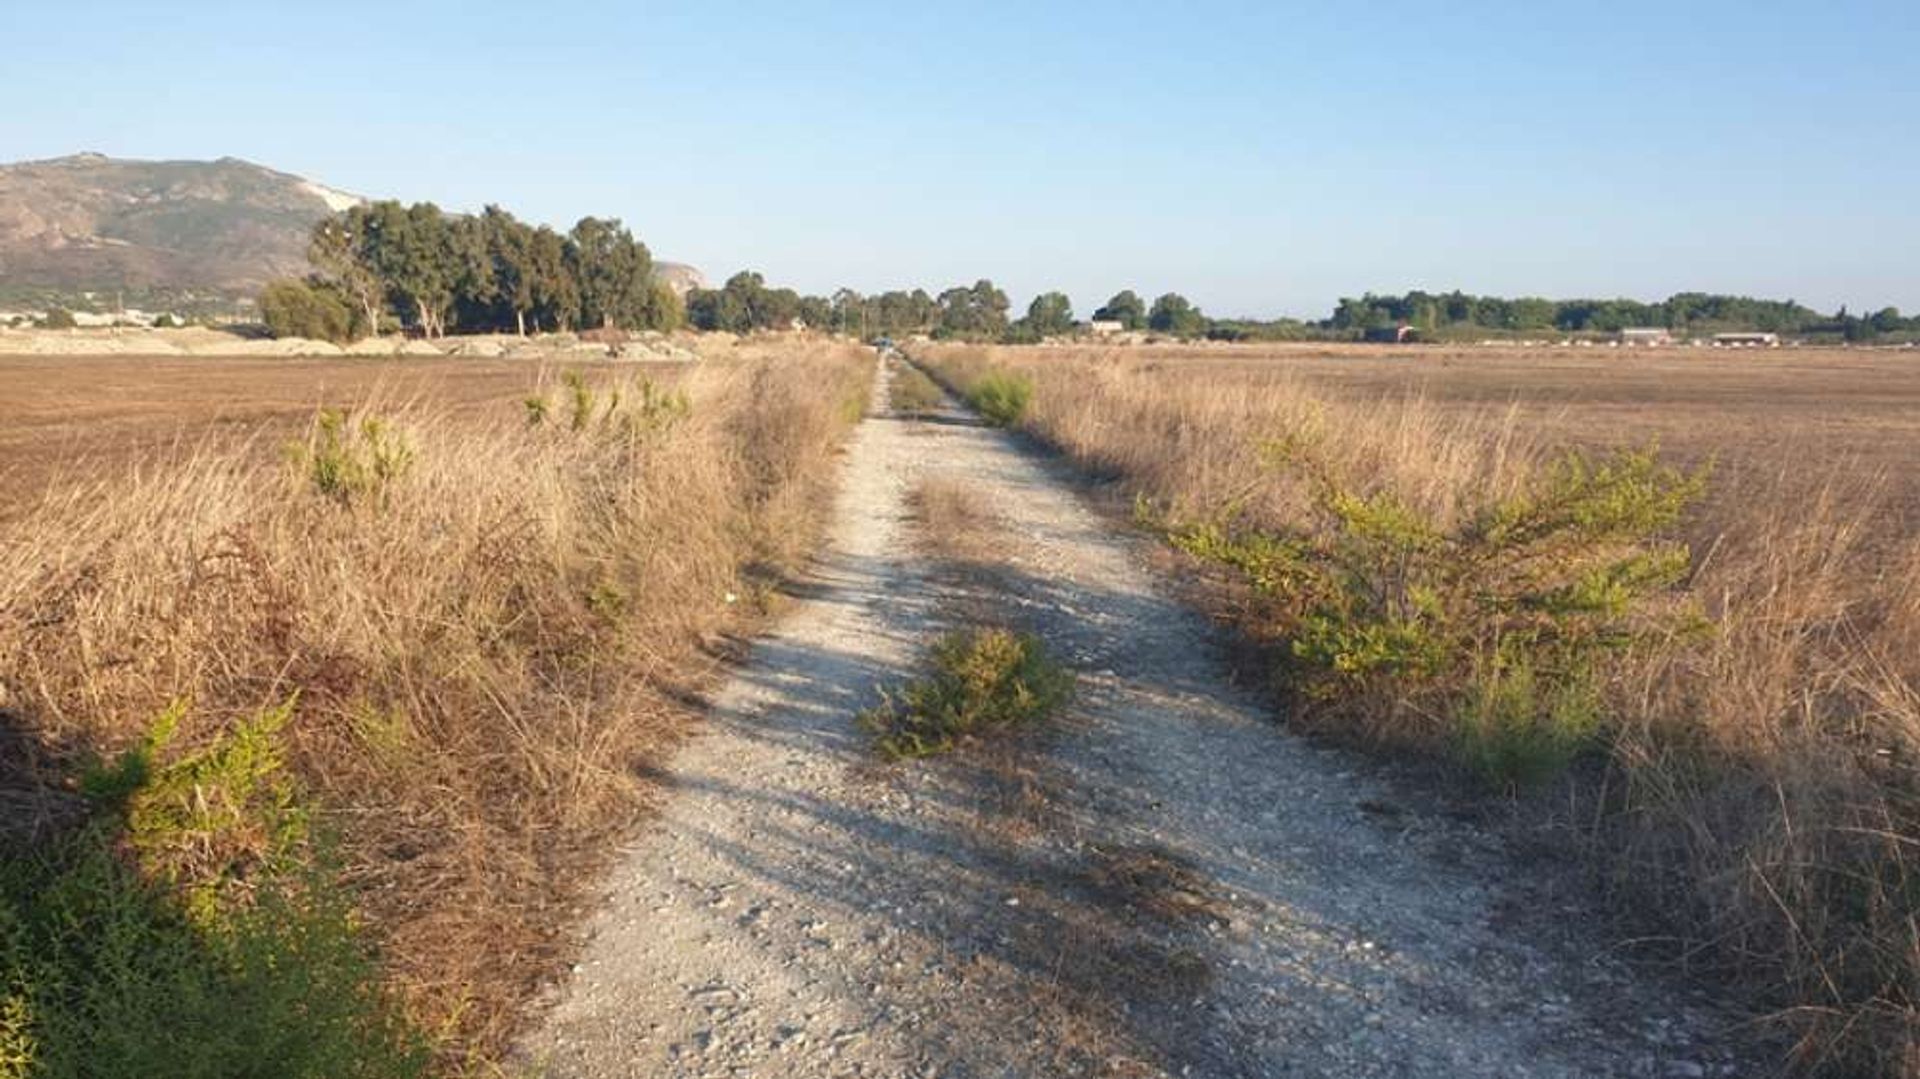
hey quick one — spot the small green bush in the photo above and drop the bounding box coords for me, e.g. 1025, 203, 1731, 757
1164, 443, 1707, 788
967, 370, 1034, 428
292, 410, 414, 505
40, 308, 77, 331
860, 627, 1074, 758
0, 703, 429, 1079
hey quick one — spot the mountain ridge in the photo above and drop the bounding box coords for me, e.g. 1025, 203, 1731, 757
0, 153, 700, 308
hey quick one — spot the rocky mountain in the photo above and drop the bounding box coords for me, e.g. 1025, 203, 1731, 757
0, 153, 358, 301
0, 153, 702, 307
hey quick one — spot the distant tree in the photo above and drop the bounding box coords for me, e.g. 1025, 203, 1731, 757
1024, 291, 1075, 337
761, 286, 803, 329
361, 201, 456, 337
684, 289, 718, 332
308, 206, 384, 339
527, 226, 579, 332
831, 288, 868, 336
934, 279, 1009, 341
797, 294, 832, 331
1147, 292, 1206, 336
259, 278, 355, 343
480, 205, 537, 335
1093, 289, 1145, 330
446, 214, 495, 333
644, 280, 685, 332
41, 307, 77, 330
567, 217, 652, 330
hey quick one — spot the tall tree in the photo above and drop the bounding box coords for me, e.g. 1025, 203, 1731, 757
481, 205, 537, 335
1025, 291, 1075, 337
307, 206, 383, 339
1093, 289, 1145, 330
1147, 292, 1206, 337
935, 279, 1009, 340
365, 201, 456, 337
567, 217, 652, 330
528, 226, 578, 332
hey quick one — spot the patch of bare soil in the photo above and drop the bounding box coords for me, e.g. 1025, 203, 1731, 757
521, 357, 1757, 1078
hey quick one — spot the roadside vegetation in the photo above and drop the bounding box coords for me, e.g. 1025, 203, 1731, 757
0, 340, 873, 1072
887, 363, 945, 418
919, 343, 1920, 1078
964, 371, 1034, 429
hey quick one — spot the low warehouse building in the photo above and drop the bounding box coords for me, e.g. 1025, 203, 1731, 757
1713, 332, 1781, 347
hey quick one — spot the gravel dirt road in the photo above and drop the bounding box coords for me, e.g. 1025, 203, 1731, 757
520, 356, 1753, 1078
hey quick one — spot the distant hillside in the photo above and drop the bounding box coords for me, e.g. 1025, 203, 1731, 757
0, 153, 700, 311
0, 153, 360, 304
653, 261, 707, 298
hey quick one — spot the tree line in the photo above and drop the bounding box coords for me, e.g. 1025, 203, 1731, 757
1319, 289, 1917, 342
682, 275, 1211, 343
262, 202, 681, 342
262, 212, 1915, 346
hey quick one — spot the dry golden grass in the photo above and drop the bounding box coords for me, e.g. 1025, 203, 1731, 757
0, 337, 873, 1066
922, 341, 1920, 1077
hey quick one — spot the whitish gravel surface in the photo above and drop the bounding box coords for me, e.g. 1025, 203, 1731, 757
520, 358, 1753, 1078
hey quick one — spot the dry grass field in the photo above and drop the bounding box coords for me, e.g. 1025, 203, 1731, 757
0, 353, 683, 523
923, 340, 1920, 1077
1100, 342, 1920, 521
0, 339, 874, 1069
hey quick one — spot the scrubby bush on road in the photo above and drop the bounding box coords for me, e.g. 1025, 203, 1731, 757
861, 628, 1074, 758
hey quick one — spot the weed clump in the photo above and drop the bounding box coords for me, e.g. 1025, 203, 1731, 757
861, 628, 1074, 758
1, 701, 428, 1079
292, 409, 413, 505
543, 370, 690, 436
967, 370, 1034, 428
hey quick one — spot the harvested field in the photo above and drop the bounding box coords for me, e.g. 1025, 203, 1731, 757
1100, 343, 1920, 522
0, 353, 687, 522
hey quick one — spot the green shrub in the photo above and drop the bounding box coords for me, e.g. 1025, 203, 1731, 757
966, 370, 1034, 428
291, 410, 414, 505
860, 628, 1074, 758
0, 703, 429, 1079
39, 308, 76, 331
1163, 443, 1706, 788
259, 279, 359, 344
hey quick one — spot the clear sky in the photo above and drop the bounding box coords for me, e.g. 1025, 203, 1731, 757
4, 1, 1915, 319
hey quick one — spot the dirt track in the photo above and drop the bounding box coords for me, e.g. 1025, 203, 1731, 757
521, 357, 1752, 1078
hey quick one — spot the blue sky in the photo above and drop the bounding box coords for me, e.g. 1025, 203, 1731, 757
4, 1, 1915, 318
